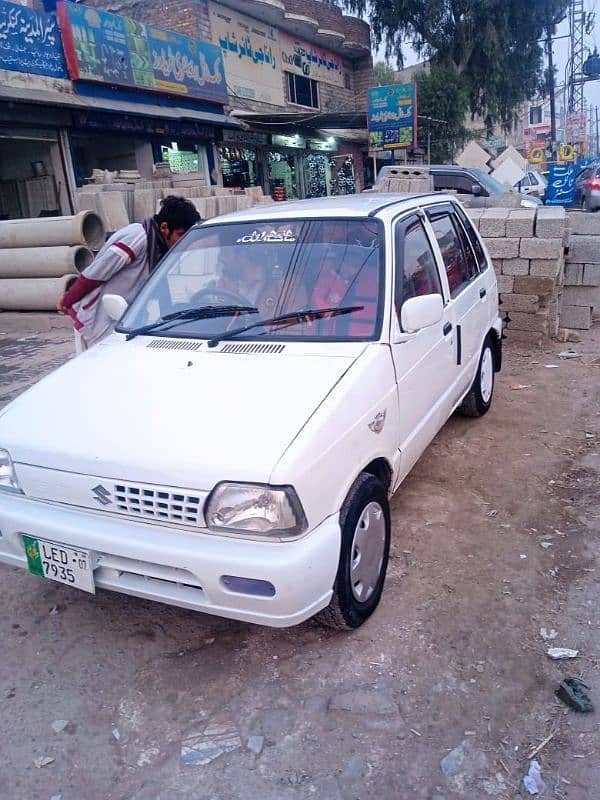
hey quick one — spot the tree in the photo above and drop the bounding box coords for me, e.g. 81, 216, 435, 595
346, 0, 568, 133
415, 66, 470, 162
372, 61, 397, 86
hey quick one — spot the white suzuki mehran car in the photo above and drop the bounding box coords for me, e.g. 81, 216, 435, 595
0, 194, 501, 629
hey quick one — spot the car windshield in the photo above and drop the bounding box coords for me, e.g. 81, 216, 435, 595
468, 169, 508, 195
119, 218, 384, 342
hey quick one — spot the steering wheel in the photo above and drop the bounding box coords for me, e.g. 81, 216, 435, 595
190, 286, 254, 308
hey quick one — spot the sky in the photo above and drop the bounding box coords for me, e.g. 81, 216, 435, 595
373, 3, 600, 128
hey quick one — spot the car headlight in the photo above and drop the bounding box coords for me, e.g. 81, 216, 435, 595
0, 449, 22, 493
205, 482, 307, 537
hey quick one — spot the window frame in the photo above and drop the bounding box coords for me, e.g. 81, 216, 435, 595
286, 72, 319, 109
393, 211, 446, 328
425, 203, 482, 298
452, 203, 489, 273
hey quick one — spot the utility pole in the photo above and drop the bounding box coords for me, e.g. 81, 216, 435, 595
596, 105, 599, 157
545, 9, 557, 156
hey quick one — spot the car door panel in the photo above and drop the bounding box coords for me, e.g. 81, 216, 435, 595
390, 213, 458, 485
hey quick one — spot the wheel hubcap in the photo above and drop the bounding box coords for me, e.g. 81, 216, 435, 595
480, 346, 493, 403
350, 502, 386, 603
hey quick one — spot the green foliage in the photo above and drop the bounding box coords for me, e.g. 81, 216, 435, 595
415, 66, 469, 162
346, 0, 569, 133
372, 61, 397, 86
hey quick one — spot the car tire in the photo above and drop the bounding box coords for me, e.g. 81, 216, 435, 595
459, 335, 495, 418
584, 195, 593, 213
315, 473, 391, 630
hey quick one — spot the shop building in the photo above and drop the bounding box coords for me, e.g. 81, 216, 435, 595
0, 0, 236, 219
83, 0, 374, 199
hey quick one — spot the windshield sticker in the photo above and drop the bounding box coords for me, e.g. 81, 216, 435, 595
236, 229, 297, 243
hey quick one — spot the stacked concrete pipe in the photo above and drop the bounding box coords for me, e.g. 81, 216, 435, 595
0, 211, 104, 311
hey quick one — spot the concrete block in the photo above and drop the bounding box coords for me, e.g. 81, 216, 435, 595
501, 294, 540, 313
508, 311, 549, 333
487, 194, 521, 208
567, 210, 600, 235
583, 264, 600, 286
133, 189, 158, 223
529, 258, 563, 278
513, 276, 554, 296
560, 304, 592, 329
95, 191, 130, 231
519, 238, 563, 260
216, 196, 238, 215
565, 263, 584, 286
500, 258, 529, 276
535, 206, 567, 238
497, 275, 514, 293
485, 238, 520, 259
506, 209, 535, 238
479, 209, 509, 237
567, 235, 600, 264
562, 285, 600, 307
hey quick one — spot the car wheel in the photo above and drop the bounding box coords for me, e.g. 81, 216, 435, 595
584, 195, 593, 212
315, 473, 390, 630
459, 335, 495, 418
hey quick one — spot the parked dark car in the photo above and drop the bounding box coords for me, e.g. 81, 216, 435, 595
574, 163, 600, 212
428, 165, 541, 208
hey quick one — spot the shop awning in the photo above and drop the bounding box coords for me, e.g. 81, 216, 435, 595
0, 84, 240, 128
231, 110, 368, 130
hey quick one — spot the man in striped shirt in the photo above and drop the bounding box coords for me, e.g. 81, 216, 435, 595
58, 195, 200, 351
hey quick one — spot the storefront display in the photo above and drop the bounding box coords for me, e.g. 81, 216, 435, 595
329, 155, 356, 195
304, 152, 330, 198
267, 151, 299, 200
219, 145, 259, 189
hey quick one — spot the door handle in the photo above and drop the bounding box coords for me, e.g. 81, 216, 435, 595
443, 321, 452, 336
480, 288, 487, 299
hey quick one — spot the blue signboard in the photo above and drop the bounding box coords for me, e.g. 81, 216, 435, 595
58, 1, 227, 104
545, 157, 595, 206
0, 0, 66, 78
367, 83, 416, 149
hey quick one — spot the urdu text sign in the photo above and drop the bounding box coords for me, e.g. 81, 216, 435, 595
367, 84, 415, 150
57, 1, 227, 104
0, 0, 66, 78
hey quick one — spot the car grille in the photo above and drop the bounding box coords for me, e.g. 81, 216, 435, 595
113, 481, 204, 526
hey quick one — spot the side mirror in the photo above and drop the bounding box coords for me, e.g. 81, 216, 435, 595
471, 184, 482, 196
400, 294, 443, 334
102, 293, 128, 321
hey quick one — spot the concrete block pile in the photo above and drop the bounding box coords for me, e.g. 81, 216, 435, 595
77, 167, 274, 231
466, 206, 567, 345
372, 166, 434, 193
561, 211, 600, 330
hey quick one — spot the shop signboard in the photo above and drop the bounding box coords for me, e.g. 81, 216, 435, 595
545, 157, 594, 206
222, 129, 269, 147
367, 83, 416, 150
565, 112, 587, 143
209, 2, 284, 107
57, 1, 227, 104
72, 110, 216, 140
0, 0, 66, 78
279, 32, 344, 88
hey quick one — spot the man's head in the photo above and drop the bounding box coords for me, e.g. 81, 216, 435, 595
155, 195, 200, 248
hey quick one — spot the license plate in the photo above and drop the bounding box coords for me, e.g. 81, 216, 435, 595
23, 536, 95, 594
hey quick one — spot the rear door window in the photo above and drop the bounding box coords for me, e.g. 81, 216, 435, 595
428, 211, 477, 297
454, 205, 488, 272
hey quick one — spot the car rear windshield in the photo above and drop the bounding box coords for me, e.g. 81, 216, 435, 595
119, 218, 385, 341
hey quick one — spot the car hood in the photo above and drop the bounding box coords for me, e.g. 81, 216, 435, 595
0, 336, 363, 488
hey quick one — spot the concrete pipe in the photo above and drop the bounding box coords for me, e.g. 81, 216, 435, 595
0, 275, 75, 311
0, 211, 105, 250
0, 246, 93, 278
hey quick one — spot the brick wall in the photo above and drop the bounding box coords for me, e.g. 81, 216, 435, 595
83, 0, 210, 39
561, 212, 600, 330
286, 0, 370, 48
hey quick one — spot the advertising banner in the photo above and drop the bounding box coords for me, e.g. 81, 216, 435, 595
545, 157, 594, 206
279, 32, 344, 88
367, 83, 416, 149
0, 0, 66, 78
209, 2, 284, 106
58, 1, 227, 104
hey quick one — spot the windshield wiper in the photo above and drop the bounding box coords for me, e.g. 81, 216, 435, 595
125, 305, 258, 341
207, 306, 363, 348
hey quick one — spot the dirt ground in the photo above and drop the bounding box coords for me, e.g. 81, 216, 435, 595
0, 313, 599, 800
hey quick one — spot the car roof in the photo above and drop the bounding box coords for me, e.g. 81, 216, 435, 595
202, 193, 446, 225
427, 164, 478, 173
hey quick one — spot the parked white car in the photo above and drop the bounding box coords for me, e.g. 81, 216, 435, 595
0, 194, 501, 629
513, 169, 547, 201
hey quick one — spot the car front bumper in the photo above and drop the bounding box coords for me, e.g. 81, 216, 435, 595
0, 492, 340, 627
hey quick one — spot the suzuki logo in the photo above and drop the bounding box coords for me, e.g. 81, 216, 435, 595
92, 484, 112, 506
